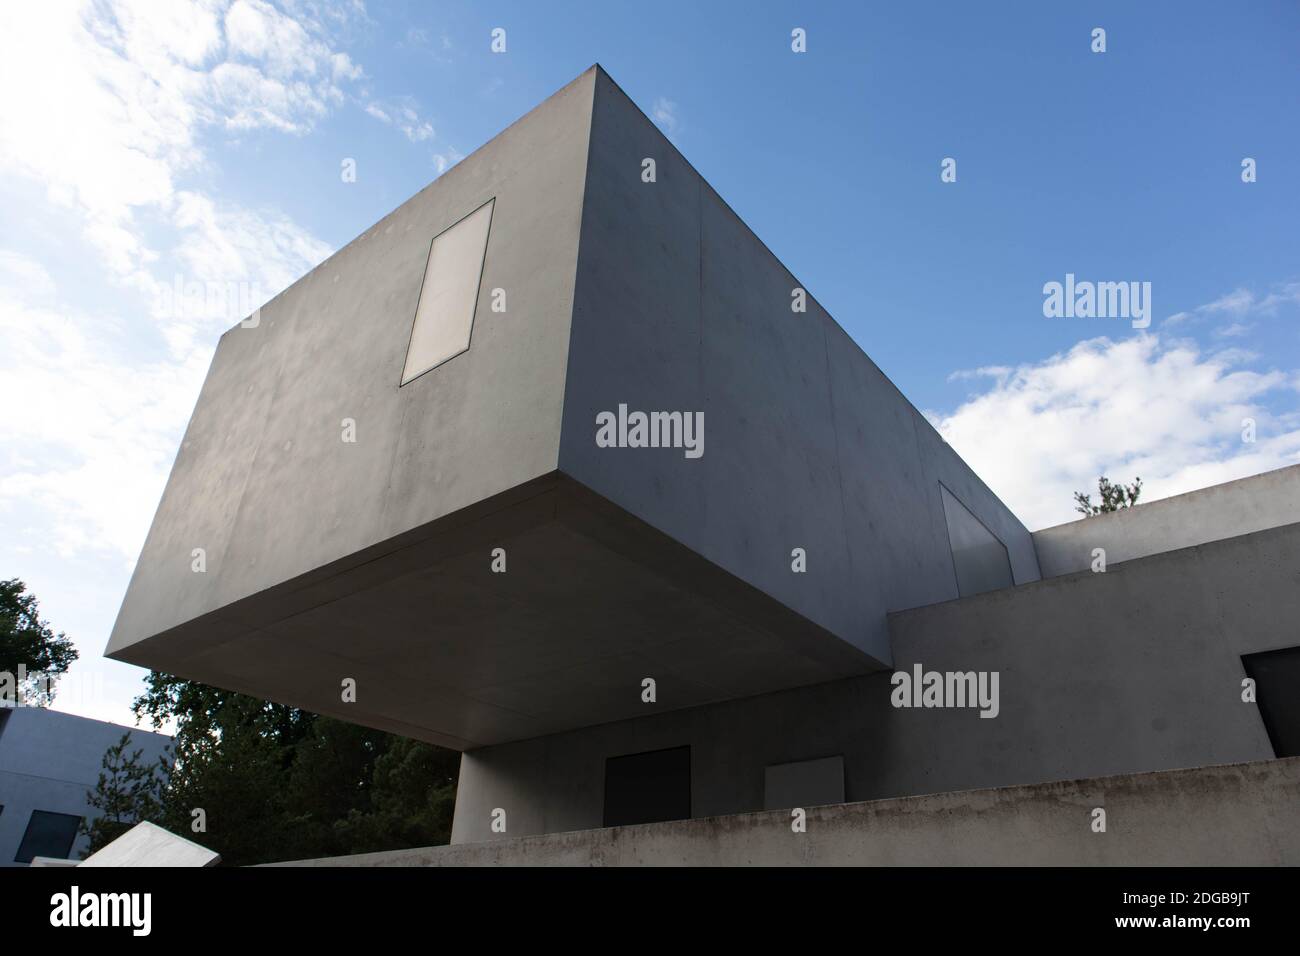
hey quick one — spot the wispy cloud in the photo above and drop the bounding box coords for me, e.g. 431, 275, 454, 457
651, 96, 681, 138
1164, 282, 1300, 330
364, 96, 435, 142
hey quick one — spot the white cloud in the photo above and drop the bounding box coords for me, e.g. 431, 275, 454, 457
930, 335, 1300, 530
433, 147, 464, 175
651, 96, 681, 136
1164, 282, 1300, 329
0, 3, 343, 574
364, 96, 434, 142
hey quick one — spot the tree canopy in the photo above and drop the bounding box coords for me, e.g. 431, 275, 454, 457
1073, 476, 1143, 517
0, 578, 78, 706
128, 673, 458, 866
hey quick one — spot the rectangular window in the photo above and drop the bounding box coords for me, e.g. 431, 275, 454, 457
603, 745, 691, 827
400, 198, 495, 385
940, 484, 1014, 597
15, 809, 82, 864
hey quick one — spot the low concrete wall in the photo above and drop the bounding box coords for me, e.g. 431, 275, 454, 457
1032, 463, 1300, 577
269, 757, 1300, 866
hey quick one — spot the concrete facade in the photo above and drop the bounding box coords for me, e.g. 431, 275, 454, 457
274, 757, 1300, 866
450, 517, 1294, 842
102, 65, 1298, 858
1032, 463, 1300, 577
106, 66, 1034, 750
0, 707, 170, 866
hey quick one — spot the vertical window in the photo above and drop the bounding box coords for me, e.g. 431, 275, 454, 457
15, 810, 81, 864
940, 484, 1014, 597
400, 198, 495, 385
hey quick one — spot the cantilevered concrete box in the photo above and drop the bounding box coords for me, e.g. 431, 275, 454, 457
108, 67, 1038, 749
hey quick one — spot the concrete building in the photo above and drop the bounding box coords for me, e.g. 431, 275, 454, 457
0, 707, 170, 866
107, 66, 1299, 857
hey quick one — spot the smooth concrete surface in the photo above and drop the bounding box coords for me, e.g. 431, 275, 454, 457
269, 756, 1300, 866
108, 475, 874, 751
559, 70, 1038, 668
106, 65, 1036, 748
109, 67, 596, 655
763, 755, 844, 810
79, 821, 219, 867
0, 708, 171, 866
449, 519, 1294, 842
1033, 462, 1300, 577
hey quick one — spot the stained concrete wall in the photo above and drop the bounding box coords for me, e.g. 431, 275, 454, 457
278, 757, 1300, 866
1033, 463, 1300, 577
0, 708, 171, 866
449, 519, 1294, 842
109, 69, 597, 654
558, 68, 1039, 668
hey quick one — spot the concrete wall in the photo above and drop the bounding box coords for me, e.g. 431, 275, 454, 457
280, 757, 1300, 865
450, 519, 1294, 842
109, 68, 597, 655
1033, 463, 1300, 577
0, 708, 170, 866
558, 68, 1038, 668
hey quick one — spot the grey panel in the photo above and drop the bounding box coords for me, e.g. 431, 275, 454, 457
940, 484, 1014, 597
763, 755, 845, 810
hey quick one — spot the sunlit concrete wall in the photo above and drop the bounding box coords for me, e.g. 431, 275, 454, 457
1033, 463, 1300, 577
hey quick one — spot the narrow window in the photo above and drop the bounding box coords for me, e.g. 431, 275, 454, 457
400, 198, 495, 385
940, 484, 1014, 597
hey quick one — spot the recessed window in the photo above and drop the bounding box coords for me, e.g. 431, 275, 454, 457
603, 745, 691, 827
400, 198, 495, 385
940, 484, 1014, 597
1242, 646, 1300, 758
15, 809, 81, 864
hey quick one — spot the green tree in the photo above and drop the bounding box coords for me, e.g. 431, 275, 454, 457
0, 578, 78, 706
81, 732, 167, 855
131, 672, 459, 865
1074, 475, 1142, 517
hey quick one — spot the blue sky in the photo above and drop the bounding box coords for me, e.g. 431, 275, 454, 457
0, 0, 1297, 726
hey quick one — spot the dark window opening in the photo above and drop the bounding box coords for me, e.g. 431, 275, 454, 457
15, 809, 82, 864
1242, 646, 1300, 758
603, 745, 691, 827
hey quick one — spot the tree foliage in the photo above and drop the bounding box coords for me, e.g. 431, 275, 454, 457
81, 732, 167, 855
1073, 475, 1143, 517
131, 672, 458, 866
0, 578, 78, 706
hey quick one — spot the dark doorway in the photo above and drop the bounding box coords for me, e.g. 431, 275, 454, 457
1242, 646, 1300, 757
603, 745, 691, 827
